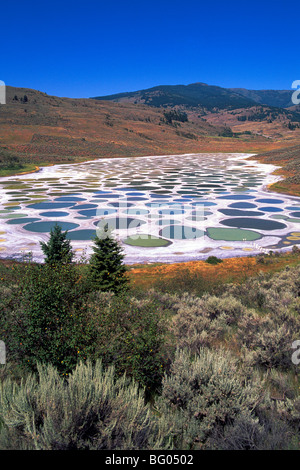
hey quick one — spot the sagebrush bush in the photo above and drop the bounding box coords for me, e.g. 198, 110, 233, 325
154, 348, 265, 449
236, 309, 296, 370
166, 293, 246, 352
0, 360, 171, 450
155, 348, 300, 449
208, 409, 297, 450
157, 349, 263, 449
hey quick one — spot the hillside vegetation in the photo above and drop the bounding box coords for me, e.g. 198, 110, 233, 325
1, 84, 299, 177
229, 88, 295, 109
0, 85, 277, 177
93, 82, 300, 140
0, 246, 299, 450
253, 144, 300, 197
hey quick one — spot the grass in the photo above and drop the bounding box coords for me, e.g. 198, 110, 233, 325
0, 163, 39, 177
253, 144, 300, 197
127, 248, 300, 292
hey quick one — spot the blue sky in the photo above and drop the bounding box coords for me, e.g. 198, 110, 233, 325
1, 0, 299, 97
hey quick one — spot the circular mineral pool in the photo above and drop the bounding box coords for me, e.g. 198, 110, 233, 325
158, 209, 185, 215
217, 195, 255, 200
93, 217, 146, 230
270, 214, 289, 219
255, 198, 284, 204
191, 201, 217, 206
78, 208, 116, 217
220, 218, 287, 231
93, 190, 113, 194
66, 229, 97, 240
123, 235, 172, 247
23, 221, 79, 232
92, 194, 123, 198
126, 197, 148, 201
54, 196, 86, 202
159, 225, 205, 240
287, 218, 300, 223
69, 204, 98, 210
0, 213, 29, 219
7, 218, 41, 225
39, 211, 70, 217
27, 202, 76, 210
218, 209, 264, 217
259, 206, 283, 212
229, 202, 257, 209
207, 227, 262, 241
173, 198, 193, 203
107, 202, 135, 208
155, 219, 180, 225
123, 208, 149, 215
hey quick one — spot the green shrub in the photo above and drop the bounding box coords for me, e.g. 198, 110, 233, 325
85, 292, 170, 392
236, 310, 295, 369
5, 263, 95, 374
155, 348, 265, 449
0, 360, 171, 450
167, 293, 246, 351
205, 256, 223, 265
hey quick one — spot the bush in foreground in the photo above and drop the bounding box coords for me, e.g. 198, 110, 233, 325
155, 348, 299, 449
85, 291, 170, 392
4, 262, 94, 374
0, 360, 171, 450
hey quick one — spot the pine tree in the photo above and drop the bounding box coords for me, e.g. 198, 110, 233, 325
88, 224, 128, 294
40, 223, 73, 264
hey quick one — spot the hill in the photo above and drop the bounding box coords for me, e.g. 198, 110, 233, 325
94, 82, 297, 111
0, 85, 286, 177
93, 82, 300, 140
253, 143, 300, 197
92, 82, 257, 110
229, 88, 294, 109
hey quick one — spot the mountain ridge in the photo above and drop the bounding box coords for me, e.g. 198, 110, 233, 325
92, 81, 296, 111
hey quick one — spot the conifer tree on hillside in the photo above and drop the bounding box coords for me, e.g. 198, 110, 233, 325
88, 224, 128, 294
40, 223, 73, 264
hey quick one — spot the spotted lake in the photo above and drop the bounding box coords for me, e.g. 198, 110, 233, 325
1, 152, 300, 263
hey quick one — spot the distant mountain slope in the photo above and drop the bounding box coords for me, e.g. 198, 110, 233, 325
92, 82, 257, 110
94, 83, 295, 110
1, 86, 277, 176
229, 88, 294, 109
93, 82, 300, 138
1, 85, 299, 177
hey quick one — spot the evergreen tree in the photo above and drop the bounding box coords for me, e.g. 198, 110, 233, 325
88, 224, 128, 294
40, 223, 73, 264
